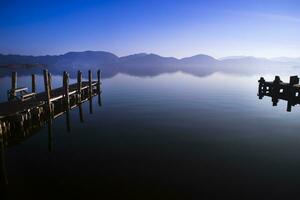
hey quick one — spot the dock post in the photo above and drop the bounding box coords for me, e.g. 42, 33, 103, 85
48, 72, 52, 92
88, 70, 92, 99
271, 76, 281, 106
88, 70, 93, 114
63, 71, 70, 110
97, 70, 101, 92
77, 71, 84, 122
77, 71, 82, 103
43, 70, 52, 116
97, 70, 102, 106
31, 74, 36, 93
63, 71, 71, 132
286, 76, 299, 112
11, 72, 17, 99
258, 77, 265, 99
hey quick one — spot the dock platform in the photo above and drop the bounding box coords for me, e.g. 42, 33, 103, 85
258, 75, 300, 112
0, 69, 102, 142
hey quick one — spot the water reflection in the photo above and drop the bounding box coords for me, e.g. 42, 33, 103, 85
0, 92, 102, 189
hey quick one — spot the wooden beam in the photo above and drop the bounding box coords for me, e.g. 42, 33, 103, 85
32, 74, 36, 93
97, 70, 101, 92
77, 70, 82, 103
43, 69, 52, 115
88, 70, 93, 114
63, 71, 71, 132
11, 72, 17, 99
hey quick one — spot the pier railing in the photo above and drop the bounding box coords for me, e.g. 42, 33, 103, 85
0, 69, 102, 148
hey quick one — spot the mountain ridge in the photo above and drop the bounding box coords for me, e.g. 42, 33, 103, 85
0, 51, 299, 78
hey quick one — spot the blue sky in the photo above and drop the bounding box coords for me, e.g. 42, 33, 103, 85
0, 0, 299, 58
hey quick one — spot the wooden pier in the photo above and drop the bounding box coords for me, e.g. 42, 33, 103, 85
258, 75, 300, 112
0, 69, 102, 148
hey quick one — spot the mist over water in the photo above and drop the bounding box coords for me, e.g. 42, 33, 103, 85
1, 68, 300, 199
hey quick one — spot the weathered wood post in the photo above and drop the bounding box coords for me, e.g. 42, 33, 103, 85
97, 70, 101, 92
48, 72, 52, 92
88, 70, 92, 99
88, 70, 93, 114
272, 76, 281, 106
32, 74, 36, 93
258, 77, 265, 99
63, 71, 71, 132
97, 70, 102, 106
77, 71, 82, 103
11, 72, 17, 99
63, 71, 70, 110
77, 71, 84, 122
286, 76, 299, 112
43, 70, 52, 115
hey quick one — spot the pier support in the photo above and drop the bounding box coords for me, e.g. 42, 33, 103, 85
88, 70, 93, 114
43, 70, 52, 115
63, 71, 71, 132
11, 72, 17, 99
32, 74, 36, 93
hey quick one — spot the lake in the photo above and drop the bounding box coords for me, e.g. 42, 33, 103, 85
1, 69, 300, 199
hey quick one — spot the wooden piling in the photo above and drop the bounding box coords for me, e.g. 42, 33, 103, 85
32, 74, 36, 93
11, 72, 17, 99
63, 71, 70, 110
63, 71, 71, 132
258, 77, 265, 99
43, 69, 52, 115
88, 70, 93, 114
77, 71, 82, 103
97, 70, 101, 92
48, 72, 52, 92
88, 70, 92, 99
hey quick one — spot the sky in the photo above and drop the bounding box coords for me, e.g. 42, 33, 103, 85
0, 0, 300, 58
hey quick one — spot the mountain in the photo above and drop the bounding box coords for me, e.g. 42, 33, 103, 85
0, 51, 298, 78
271, 57, 300, 64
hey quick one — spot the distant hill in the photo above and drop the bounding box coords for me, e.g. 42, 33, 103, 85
0, 51, 298, 78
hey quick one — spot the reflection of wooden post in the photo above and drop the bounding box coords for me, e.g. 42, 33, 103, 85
88, 70, 93, 114
79, 104, 84, 123
43, 70, 52, 115
32, 74, 36, 93
63, 71, 71, 132
47, 119, 53, 152
0, 122, 8, 185
11, 72, 17, 99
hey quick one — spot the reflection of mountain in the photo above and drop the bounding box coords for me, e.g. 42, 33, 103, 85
0, 51, 299, 78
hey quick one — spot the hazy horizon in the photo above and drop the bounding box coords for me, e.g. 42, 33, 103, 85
1, 50, 300, 60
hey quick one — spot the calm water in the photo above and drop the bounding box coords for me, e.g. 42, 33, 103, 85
1, 70, 300, 199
